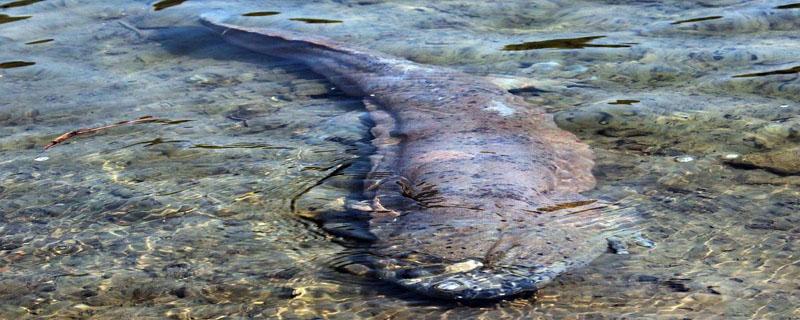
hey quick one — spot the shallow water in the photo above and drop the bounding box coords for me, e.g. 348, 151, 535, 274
1, 0, 799, 318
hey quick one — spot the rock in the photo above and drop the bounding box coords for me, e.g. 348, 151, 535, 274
109, 187, 135, 199
664, 278, 692, 292
724, 147, 800, 175
607, 236, 629, 254
163, 262, 193, 279
633, 233, 656, 248
745, 218, 793, 231
342, 263, 372, 276
272, 286, 299, 299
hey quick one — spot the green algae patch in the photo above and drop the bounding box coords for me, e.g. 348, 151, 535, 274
152, 0, 186, 11
243, 11, 280, 17
0, 14, 31, 24
671, 16, 722, 25
775, 3, 800, 9
289, 18, 343, 24
0, 61, 35, 68
733, 66, 800, 78
0, 0, 42, 9
25, 38, 53, 45
608, 99, 640, 105
502, 36, 630, 51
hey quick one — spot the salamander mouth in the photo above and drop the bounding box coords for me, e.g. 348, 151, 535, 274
373, 257, 567, 300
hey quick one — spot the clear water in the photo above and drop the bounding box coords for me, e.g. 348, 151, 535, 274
1, 0, 799, 318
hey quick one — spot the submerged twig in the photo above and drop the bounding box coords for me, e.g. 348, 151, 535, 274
44, 115, 189, 150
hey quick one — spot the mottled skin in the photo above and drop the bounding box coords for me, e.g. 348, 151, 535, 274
201, 13, 620, 300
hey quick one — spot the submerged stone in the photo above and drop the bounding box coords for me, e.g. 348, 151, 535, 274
724, 147, 800, 175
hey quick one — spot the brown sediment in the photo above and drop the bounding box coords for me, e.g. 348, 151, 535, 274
289, 18, 343, 24
608, 99, 640, 105
502, 36, 630, 51
0, 0, 42, 9
670, 16, 722, 25
25, 38, 53, 45
0, 14, 31, 24
44, 116, 192, 150
243, 11, 280, 17
732, 66, 800, 78
152, 0, 186, 11
775, 3, 800, 9
0, 61, 35, 68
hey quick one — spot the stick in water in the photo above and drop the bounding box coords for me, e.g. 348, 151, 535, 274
44, 116, 168, 150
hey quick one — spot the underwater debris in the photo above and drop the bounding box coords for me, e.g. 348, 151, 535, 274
152, 0, 186, 11
502, 36, 630, 51
243, 11, 280, 17
507, 86, 549, 96
191, 143, 292, 150
732, 65, 800, 78
0, 0, 41, 9
25, 39, 54, 44
608, 99, 640, 105
123, 137, 187, 149
24, 38, 53, 45
289, 18, 343, 24
0, 14, 30, 24
775, 3, 800, 9
0, 61, 35, 68
671, 16, 722, 25
536, 200, 598, 212
44, 116, 192, 150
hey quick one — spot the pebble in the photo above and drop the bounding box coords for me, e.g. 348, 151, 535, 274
34, 156, 49, 162
342, 263, 372, 276
633, 234, 656, 248
607, 236, 629, 255
445, 259, 483, 273
674, 155, 694, 163
722, 153, 740, 160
